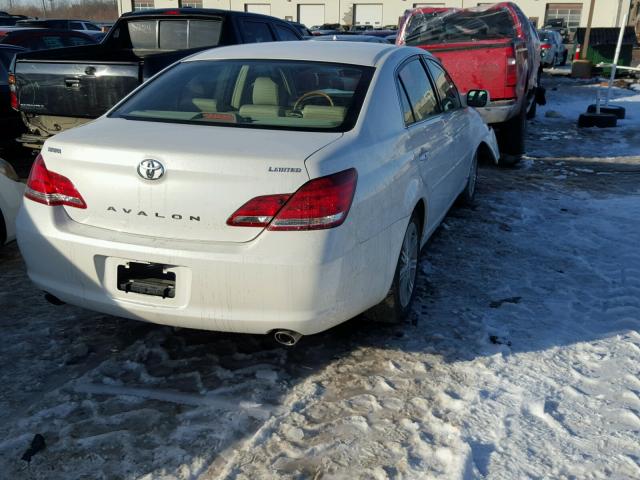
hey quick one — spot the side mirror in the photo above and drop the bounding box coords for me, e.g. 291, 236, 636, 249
466, 90, 490, 108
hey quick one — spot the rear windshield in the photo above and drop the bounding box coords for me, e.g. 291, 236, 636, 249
110, 59, 373, 132
404, 8, 515, 45
125, 19, 222, 50
538, 30, 553, 42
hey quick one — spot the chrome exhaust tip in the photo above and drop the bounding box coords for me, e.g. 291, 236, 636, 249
273, 330, 302, 346
44, 293, 65, 306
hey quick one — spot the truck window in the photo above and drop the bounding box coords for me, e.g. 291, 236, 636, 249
242, 21, 275, 43
41, 35, 66, 49
127, 19, 222, 50
275, 25, 299, 41
397, 58, 439, 124
425, 59, 460, 111
159, 20, 188, 49
128, 20, 157, 49
405, 7, 515, 45
64, 34, 95, 47
189, 20, 222, 48
70, 21, 84, 30
84, 22, 102, 31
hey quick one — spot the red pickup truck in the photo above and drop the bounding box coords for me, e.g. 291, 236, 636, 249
397, 2, 542, 166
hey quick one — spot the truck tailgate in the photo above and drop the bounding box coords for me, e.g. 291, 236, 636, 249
420, 40, 515, 100
15, 61, 139, 118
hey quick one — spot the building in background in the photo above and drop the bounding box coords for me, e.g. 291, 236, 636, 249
117, 0, 633, 33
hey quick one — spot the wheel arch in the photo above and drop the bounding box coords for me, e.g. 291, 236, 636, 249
477, 140, 498, 165
0, 209, 6, 246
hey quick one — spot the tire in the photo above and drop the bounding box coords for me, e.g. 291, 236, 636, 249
578, 113, 617, 128
497, 103, 526, 167
561, 51, 568, 66
0, 211, 5, 246
457, 151, 478, 206
369, 213, 421, 324
586, 104, 626, 119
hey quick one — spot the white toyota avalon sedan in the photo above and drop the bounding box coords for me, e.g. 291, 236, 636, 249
17, 42, 498, 345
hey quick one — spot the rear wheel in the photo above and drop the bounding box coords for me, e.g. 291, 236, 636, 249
369, 213, 421, 324
457, 151, 478, 206
0, 211, 6, 246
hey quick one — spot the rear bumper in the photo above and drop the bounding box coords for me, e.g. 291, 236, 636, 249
476, 99, 520, 124
16, 202, 397, 335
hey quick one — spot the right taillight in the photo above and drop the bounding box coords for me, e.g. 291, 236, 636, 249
8, 73, 18, 111
506, 53, 517, 87
24, 154, 87, 209
227, 168, 357, 231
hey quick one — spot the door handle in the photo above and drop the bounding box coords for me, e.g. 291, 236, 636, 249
65, 78, 80, 88
417, 148, 428, 161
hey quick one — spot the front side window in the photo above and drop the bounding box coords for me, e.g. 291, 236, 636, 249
397, 58, 439, 124
70, 21, 84, 30
85, 22, 102, 31
426, 59, 460, 112
110, 59, 373, 132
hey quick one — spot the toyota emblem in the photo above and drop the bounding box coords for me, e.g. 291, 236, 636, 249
137, 159, 165, 181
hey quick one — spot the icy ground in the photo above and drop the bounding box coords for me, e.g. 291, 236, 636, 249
0, 75, 639, 479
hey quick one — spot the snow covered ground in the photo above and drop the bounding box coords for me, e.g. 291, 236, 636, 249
0, 74, 639, 479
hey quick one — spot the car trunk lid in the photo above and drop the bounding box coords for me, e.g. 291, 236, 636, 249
44, 118, 342, 243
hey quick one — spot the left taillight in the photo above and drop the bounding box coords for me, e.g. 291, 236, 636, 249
541, 43, 552, 50
227, 168, 357, 231
8, 73, 18, 111
24, 154, 87, 209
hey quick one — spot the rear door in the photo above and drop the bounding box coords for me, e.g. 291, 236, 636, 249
396, 56, 453, 227
424, 57, 470, 194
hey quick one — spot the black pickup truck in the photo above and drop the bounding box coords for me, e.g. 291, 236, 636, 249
11, 8, 304, 149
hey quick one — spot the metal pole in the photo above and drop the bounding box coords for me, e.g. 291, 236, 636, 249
581, 0, 597, 60
615, 0, 624, 27
606, 12, 628, 104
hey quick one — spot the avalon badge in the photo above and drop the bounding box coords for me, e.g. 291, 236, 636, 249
137, 159, 165, 181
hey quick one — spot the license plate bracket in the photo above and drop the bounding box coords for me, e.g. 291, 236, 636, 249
117, 262, 176, 299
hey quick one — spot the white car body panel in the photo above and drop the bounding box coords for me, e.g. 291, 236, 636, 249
17, 42, 498, 335
0, 167, 24, 244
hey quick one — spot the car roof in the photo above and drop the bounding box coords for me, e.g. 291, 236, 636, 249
187, 41, 418, 67
312, 35, 388, 43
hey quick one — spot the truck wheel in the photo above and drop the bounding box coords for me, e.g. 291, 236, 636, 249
498, 105, 526, 167
368, 213, 421, 324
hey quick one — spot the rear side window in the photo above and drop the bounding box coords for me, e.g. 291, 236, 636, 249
275, 25, 299, 41
426, 59, 460, 111
242, 21, 274, 43
397, 58, 439, 124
